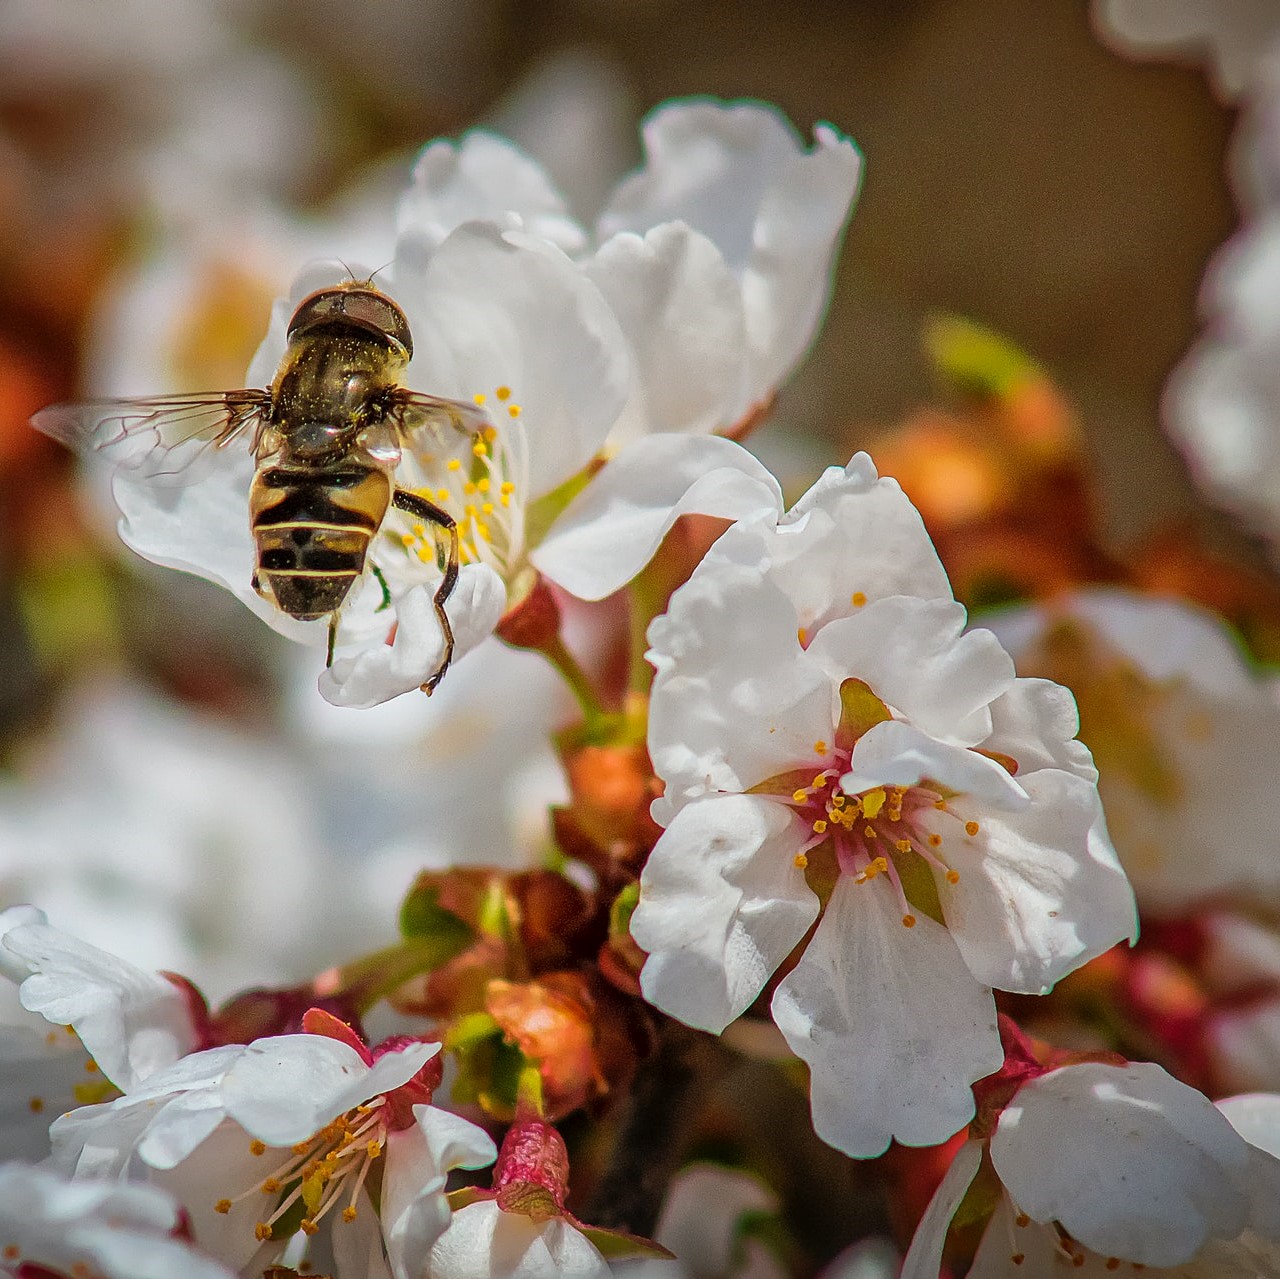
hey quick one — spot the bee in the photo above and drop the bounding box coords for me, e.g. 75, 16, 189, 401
32, 280, 490, 692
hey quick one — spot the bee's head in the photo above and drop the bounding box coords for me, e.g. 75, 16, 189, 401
287, 282, 414, 359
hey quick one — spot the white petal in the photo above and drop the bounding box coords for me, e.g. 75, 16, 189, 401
381, 1113, 491, 1279
415, 1102, 499, 1173
395, 221, 629, 498
645, 557, 835, 817
699, 453, 952, 636
741, 122, 862, 399
531, 433, 783, 601
220, 1035, 438, 1147
113, 456, 321, 645
937, 770, 1137, 995
900, 1139, 983, 1279
398, 132, 585, 257
632, 794, 819, 1034
981, 677, 1098, 783
586, 222, 749, 438
4, 920, 195, 1092
319, 565, 507, 709
430, 1200, 612, 1279
991, 1061, 1261, 1266
839, 720, 1029, 809
772, 875, 1002, 1157
1218, 1092, 1280, 1160
598, 100, 805, 255
805, 599, 1014, 746
650, 1164, 777, 1273
966, 1194, 1069, 1279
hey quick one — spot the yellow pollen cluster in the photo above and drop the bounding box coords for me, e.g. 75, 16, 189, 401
399, 387, 521, 571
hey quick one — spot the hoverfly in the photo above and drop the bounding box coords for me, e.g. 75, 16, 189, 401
33, 281, 491, 693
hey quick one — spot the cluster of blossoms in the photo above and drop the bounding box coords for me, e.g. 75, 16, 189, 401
12, 88, 1280, 1279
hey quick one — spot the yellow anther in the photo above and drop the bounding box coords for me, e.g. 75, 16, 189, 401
416, 546, 434, 563
463, 480, 477, 495
472, 440, 488, 457
447, 458, 462, 472
811, 773, 828, 789
797, 627, 808, 646
831, 793, 845, 808
473, 393, 487, 406
1015, 1213, 1030, 1228
813, 819, 828, 834
965, 820, 980, 837
293, 1142, 311, 1155
1012, 1255, 1025, 1266
366, 1140, 383, 1158
873, 857, 888, 873
508, 404, 521, 417
793, 789, 809, 803
400, 532, 415, 548
946, 870, 960, 884
500, 481, 515, 493
464, 504, 478, 518
483, 426, 498, 442
496, 386, 511, 401
864, 824, 876, 838
500, 494, 511, 507
477, 523, 491, 540
477, 477, 491, 493
84, 1060, 98, 1074
343, 1205, 358, 1222
482, 502, 494, 515
928, 834, 942, 847
249, 1140, 266, 1156
895, 839, 911, 853
301, 1219, 319, 1236
813, 740, 827, 755
28, 1097, 43, 1113
255, 1223, 273, 1241
934, 799, 948, 810
436, 488, 450, 502
262, 1178, 281, 1194
902, 914, 917, 928
794, 852, 809, 869
851, 591, 867, 607
214, 1199, 231, 1215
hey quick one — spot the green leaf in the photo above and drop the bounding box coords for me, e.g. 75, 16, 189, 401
399, 881, 475, 950
924, 314, 1039, 401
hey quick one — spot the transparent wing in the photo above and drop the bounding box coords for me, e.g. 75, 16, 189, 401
386, 389, 492, 453
31, 390, 272, 486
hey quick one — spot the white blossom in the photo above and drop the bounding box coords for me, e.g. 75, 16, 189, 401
902, 1061, 1280, 1277
1092, 0, 1280, 99
51, 1031, 495, 1275
989, 588, 1280, 914
0, 1162, 233, 1279
427, 1199, 613, 1279
632, 454, 1135, 1157
400, 97, 863, 443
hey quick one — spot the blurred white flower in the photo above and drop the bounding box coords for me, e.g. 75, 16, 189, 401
1092, 0, 1280, 100
401, 98, 862, 445
990, 588, 1280, 915
632, 455, 1135, 1157
0, 1162, 234, 1279
0, 680, 331, 1001
51, 1028, 495, 1274
902, 1061, 1280, 1276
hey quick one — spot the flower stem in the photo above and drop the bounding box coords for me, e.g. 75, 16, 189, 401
543, 635, 608, 729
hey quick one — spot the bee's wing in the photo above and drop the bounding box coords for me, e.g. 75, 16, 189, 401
31, 390, 272, 487
385, 390, 492, 454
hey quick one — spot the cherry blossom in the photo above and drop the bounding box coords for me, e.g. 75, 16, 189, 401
0, 1163, 233, 1279
632, 454, 1136, 1156
902, 1060, 1280, 1277
50, 1018, 496, 1275
399, 97, 862, 443
989, 588, 1280, 914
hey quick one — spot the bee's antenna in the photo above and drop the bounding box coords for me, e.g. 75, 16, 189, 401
336, 258, 358, 283
368, 259, 394, 287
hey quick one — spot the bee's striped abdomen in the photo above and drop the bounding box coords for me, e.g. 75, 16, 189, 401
249, 463, 392, 620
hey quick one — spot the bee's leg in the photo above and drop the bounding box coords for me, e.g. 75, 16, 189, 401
391, 490, 459, 694
326, 614, 339, 668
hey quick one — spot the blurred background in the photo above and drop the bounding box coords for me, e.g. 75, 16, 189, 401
0, 0, 1244, 992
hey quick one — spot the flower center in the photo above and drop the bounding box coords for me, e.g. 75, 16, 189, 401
393, 383, 529, 578
213, 1098, 388, 1241
779, 739, 973, 928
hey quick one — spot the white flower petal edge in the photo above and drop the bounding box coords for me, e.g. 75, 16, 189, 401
0, 1162, 234, 1279
991, 1062, 1280, 1267
531, 432, 783, 602
632, 794, 820, 1034
427, 1199, 612, 1279
899, 1139, 984, 1279
0, 906, 196, 1093
771, 875, 1002, 1159
319, 565, 507, 709
596, 98, 863, 409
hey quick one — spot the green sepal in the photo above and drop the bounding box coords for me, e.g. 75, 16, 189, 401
577, 1224, 675, 1261
609, 882, 640, 941
835, 678, 892, 750
895, 845, 946, 928
399, 880, 475, 950
446, 1186, 492, 1212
